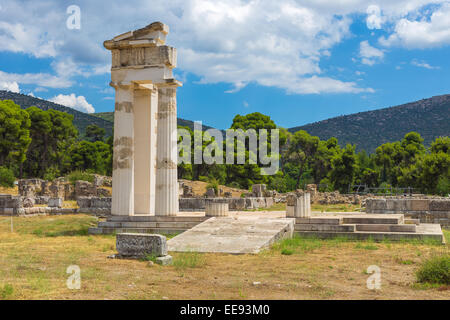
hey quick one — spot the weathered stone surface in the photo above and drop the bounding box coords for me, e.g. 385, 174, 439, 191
22, 197, 35, 208
168, 217, 295, 254
205, 199, 229, 217
116, 233, 168, 258
48, 198, 62, 208
156, 255, 173, 265
205, 188, 216, 198
429, 200, 450, 211
252, 184, 266, 197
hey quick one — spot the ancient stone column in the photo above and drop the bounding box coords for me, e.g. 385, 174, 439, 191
133, 85, 157, 215
111, 85, 134, 216
286, 193, 311, 218
104, 22, 181, 217
155, 85, 179, 216
205, 199, 229, 217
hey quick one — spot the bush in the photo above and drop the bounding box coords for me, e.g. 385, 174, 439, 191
227, 181, 241, 189
206, 178, 219, 194
66, 170, 95, 184
198, 175, 208, 182
436, 176, 450, 196
0, 167, 15, 188
43, 167, 60, 182
416, 255, 450, 285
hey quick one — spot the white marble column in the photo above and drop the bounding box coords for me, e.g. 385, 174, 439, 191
155, 86, 179, 216
133, 85, 157, 215
111, 85, 134, 216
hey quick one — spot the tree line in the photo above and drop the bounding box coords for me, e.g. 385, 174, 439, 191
0, 100, 112, 185
0, 100, 448, 195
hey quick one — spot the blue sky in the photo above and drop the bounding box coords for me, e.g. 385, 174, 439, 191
1, 0, 450, 129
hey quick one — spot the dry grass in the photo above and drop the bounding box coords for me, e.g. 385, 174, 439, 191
0, 214, 448, 300
0, 186, 18, 196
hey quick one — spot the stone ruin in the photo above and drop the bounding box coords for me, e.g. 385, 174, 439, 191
0, 175, 113, 216
177, 183, 275, 212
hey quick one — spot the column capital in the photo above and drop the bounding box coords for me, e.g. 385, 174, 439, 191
155, 78, 183, 88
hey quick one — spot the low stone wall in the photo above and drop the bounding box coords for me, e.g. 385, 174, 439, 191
365, 198, 450, 227
77, 197, 111, 216
179, 197, 274, 211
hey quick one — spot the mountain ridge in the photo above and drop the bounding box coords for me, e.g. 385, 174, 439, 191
288, 94, 450, 152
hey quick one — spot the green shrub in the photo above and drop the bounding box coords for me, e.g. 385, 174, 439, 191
436, 176, 450, 196
227, 181, 241, 189
198, 176, 208, 182
43, 167, 60, 182
416, 255, 450, 285
206, 178, 219, 195
0, 167, 15, 188
66, 170, 95, 184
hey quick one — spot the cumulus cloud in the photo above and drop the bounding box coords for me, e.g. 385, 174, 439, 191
359, 40, 385, 65
0, 81, 20, 93
366, 5, 384, 29
49, 93, 95, 113
379, 2, 450, 48
1, 0, 447, 95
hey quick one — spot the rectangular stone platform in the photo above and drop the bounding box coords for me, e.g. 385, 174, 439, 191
168, 217, 295, 254
294, 213, 445, 243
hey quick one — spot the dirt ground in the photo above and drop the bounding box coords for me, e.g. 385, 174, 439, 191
0, 214, 448, 300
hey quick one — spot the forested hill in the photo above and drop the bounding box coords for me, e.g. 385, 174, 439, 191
0, 91, 114, 138
93, 112, 218, 132
288, 94, 450, 152
0, 91, 217, 137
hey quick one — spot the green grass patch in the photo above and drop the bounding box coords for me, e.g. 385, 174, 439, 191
281, 248, 294, 255
0, 284, 14, 299
416, 254, 450, 285
13, 215, 96, 237
66, 170, 95, 184
173, 252, 206, 269
272, 235, 323, 254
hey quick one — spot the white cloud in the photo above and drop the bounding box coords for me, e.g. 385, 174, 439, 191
243, 101, 249, 108
366, 5, 384, 29
2, 0, 447, 95
0, 69, 72, 88
49, 93, 95, 113
0, 81, 20, 93
359, 40, 385, 65
379, 3, 450, 48
0, 21, 59, 58
411, 59, 440, 69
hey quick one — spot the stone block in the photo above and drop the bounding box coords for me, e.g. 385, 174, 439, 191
205, 188, 216, 198
205, 198, 229, 217
116, 233, 168, 258
76, 197, 91, 208
252, 184, 266, 197
429, 200, 450, 211
48, 198, 63, 208
156, 255, 173, 265
22, 197, 35, 208
410, 199, 429, 211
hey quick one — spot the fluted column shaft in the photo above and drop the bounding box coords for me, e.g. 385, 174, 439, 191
111, 86, 134, 216
155, 86, 178, 216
